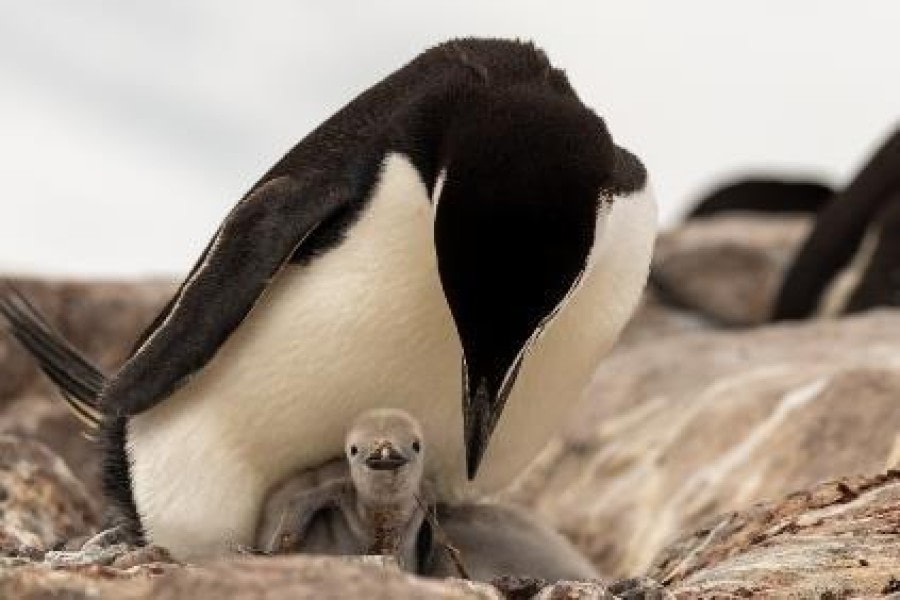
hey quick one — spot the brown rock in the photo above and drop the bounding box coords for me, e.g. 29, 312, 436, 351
0, 554, 665, 600
504, 310, 900, 578
651, 215, 811, 326
0, 329, 31, 402
616, 292, 712, 351
0, 562, 169, 600
0, 435, 98, 550
653, 473, 900, 599
1, 556, 505, 600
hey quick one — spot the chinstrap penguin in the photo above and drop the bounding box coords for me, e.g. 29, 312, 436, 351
0, 38, 657, 558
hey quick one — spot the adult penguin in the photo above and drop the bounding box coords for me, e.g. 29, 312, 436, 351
0, 38, 656, 558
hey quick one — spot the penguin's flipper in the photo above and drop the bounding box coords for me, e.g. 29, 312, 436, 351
103, 175, 354, 416
0, 284, 105, 430
773, 127, 900, 320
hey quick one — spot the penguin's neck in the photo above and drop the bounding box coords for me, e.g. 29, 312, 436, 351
355, 494, 421, 555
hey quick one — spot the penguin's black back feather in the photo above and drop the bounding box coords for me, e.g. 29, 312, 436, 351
687, 178, 833, 219
0, 285, 105, 428
123, 39, 552, 369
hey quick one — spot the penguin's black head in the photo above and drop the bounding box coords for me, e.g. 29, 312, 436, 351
433, 88, 645, 479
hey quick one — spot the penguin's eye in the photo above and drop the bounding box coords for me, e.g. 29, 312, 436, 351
412, 440, 421, 453
349, 445, 358, 456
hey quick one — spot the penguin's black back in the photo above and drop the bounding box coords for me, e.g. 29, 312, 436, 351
687, 178, 833, 220
127, 39, 576, 354
258, 38, 577, 197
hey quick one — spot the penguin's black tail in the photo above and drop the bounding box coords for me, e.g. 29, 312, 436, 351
0, 283, 105, 432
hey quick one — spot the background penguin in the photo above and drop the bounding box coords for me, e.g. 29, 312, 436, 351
647, 177, 834, 326
685, 177, 834, 220
773, 126, 900, 320
840, 195, 900, 313
0, 38, 657, 558
649, 126, 900, 326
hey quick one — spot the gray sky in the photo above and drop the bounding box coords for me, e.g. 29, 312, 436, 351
1, 1, 898, 275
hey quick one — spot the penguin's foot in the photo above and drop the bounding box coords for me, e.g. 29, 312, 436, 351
44, 542, 132, 567
109, 544, 176, 569
44, 526, 148, 568
45, 542, 175, 569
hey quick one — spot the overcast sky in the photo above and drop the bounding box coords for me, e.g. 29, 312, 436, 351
1, 1, 898, 276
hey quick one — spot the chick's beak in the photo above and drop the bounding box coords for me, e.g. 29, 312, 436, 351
364, 442, 409, 471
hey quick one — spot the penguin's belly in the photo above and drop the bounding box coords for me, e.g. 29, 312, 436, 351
126, 155, 657, 558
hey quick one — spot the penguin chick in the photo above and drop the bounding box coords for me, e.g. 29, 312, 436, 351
256, 408, 599, 583
424, 502, 598, 582
256, 408, 429, 571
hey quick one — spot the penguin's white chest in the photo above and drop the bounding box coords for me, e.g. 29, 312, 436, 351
126, 154, 657, 558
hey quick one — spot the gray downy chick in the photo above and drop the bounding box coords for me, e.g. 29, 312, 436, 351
256, 408, 428, 570
422, 502, 598, 582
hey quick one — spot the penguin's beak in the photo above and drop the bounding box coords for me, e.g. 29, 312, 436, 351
365, 442, 409, 471
463, 352, 525, 479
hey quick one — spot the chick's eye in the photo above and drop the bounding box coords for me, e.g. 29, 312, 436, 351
349, 445, 358, 456
412, 440, 421, 453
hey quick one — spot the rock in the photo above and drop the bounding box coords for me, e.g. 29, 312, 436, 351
533, 580, 615, 599
151, 556, 506, 599
491, 575, 548, 599
654, 473, 900, 598
4, 274, 900, 597
505, 310, 900, 578
0, 552, 664, 600
616, 292, 711, 351
2, 555, 506, 600
650, 215, 812, 326
0, 278, 175, 504
0, 326, 31, 402
0, 435, 98, 550
0, 561, 170, 600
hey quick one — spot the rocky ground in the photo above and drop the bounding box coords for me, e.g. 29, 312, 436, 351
2, 213, 899, 598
